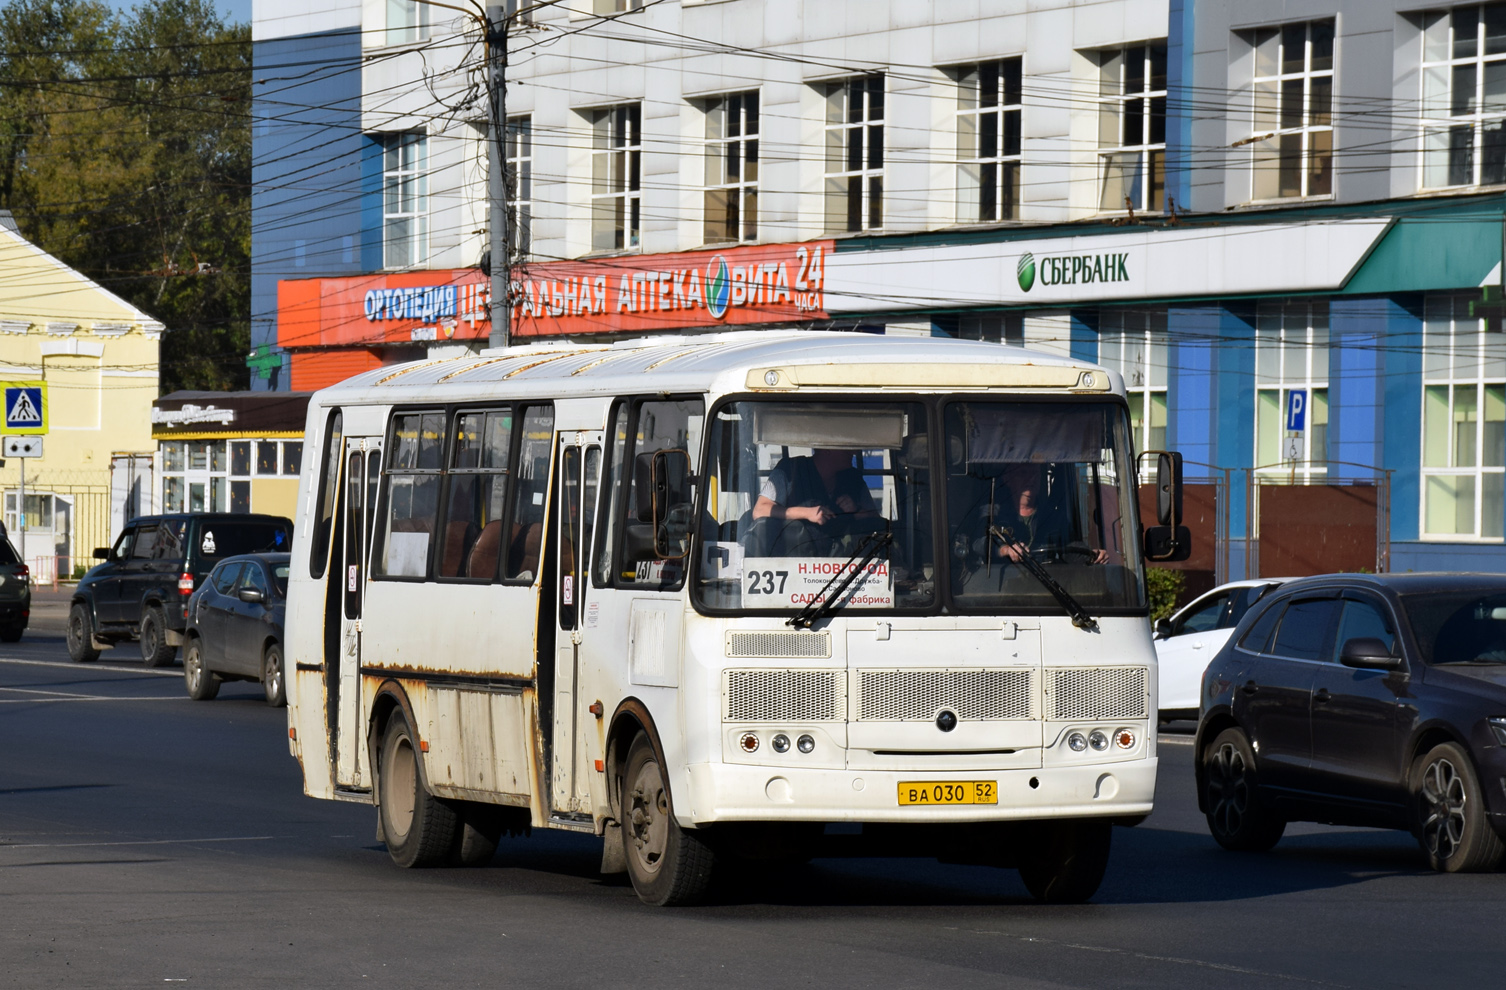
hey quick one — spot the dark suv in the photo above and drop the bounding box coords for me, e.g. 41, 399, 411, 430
68, 513, 293, 665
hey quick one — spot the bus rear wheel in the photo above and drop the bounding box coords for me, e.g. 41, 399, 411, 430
620, 733, 716, 906
1016, 819, 1112, 904
378, 713, 458, 868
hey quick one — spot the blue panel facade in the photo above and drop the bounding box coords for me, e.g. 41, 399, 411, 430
1069, 310, 1098, 363
1164, 0, 1195, 212
250, 29, 365, 390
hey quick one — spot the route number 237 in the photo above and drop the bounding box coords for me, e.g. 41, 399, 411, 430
745, 570, 789, 595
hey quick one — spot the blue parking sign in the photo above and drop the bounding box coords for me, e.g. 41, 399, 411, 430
1285, 389, 1307, 432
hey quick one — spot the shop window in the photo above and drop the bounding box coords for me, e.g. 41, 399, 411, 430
1255, 301, 1329, 476
703, 91, 759, 244
231, 441, 251, 476
597, 397, 704, 590
1246, 20, 1335, 200
591, 104, 641, 251
1421, 4, 1506, 188
1421, 293, 1506, 539
1097, 308, 1168, 453
824, 74, 885, 233
954, 59, 1023, 223
257, 441, 279, 476
164, 442, 185, 472
373, 411, 445, 578
437, 409, 512, 579
1096, 43, 1167, 213
283, 441, 303, 476
502, 406, 555, 581
231, 481, 250, 515
164, 477, 184, 513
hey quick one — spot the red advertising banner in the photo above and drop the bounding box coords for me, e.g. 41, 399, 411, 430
276, 241, 831, 350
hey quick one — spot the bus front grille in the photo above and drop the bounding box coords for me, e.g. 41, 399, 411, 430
1045, 667, 1147, 721
725, 630, 832, 659
855, 669, 1035, 721
726, 669, 843, 722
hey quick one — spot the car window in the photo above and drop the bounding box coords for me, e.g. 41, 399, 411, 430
1331, 598, 1396, 662
1269, 598, 1340, 661
1403, 591, 1506, 665
239, 563, 270, 597
153, 520, 187, 560
131, 523, 159, 559
196, 522, 291, 561
0, 538, 19, 566
211, 562, 243, 594
1239, 599, 1283, 653
1173, 593, 1229, 636
113, 527, 136, 560
1226, 583, 1277, 628
271, 563, 289, 598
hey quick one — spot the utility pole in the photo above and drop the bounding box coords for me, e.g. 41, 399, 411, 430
486, 3, 510, 351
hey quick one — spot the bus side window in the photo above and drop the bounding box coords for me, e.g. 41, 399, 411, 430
309, 409, 343, 579
612, 397, 704, 590
372, 411, 444, 580
438, 408, 512, 580
592, 402, 628, 588
503, 405, 555, 582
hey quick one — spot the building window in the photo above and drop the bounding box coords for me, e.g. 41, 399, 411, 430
937, 313, 1024, 344
703, 91, 759, 244
1097, 309, 1168, 454
824, 74, 885, 233
1422, 4, 1506, 188
386, 0, 429, 45
955, 59, 1022, 223
1422, 293, 1506, 539
1249, 20, 1335, 200
1255, 301, 1329, 477
591, 104, 641, 252
1096, 44, 1166, 213
382, 132, 428, 269
506, 116, 532, 259
592, 0, 642, 12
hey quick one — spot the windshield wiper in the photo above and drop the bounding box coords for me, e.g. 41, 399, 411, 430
988, 525, 1099, 632
787, 530, 894, 629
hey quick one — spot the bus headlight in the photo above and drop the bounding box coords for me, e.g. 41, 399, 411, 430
1067, 732, 1088, 752
1088, 730, 1110, 752
772, 734, 791, 753
796, 734, 815, 754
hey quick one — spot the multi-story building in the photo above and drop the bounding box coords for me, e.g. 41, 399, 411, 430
252, 0, 1506, 578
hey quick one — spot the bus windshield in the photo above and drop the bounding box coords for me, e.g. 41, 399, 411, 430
695, 398, 1144, 615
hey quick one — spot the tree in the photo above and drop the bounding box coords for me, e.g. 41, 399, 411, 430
0, 0, 250, 392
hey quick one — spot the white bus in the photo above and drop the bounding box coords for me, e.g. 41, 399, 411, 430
284, 331, 1187, 905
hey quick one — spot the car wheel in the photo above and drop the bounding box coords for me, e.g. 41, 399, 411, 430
621, 732, 717, 906
262, 643, 286, 708
1203, 727, 1286, 852
0, 624, 23, 643
139, 606, 177, 667
378, 713, 459, 868
67, 603, 100, 663
183, 638, 220, 701
1017, 819, 1113, 904
1412, 742, 1504, 873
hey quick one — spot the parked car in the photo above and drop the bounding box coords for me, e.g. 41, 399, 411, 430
1196, 572, 1506, 873
68, 513, 293, 666
1154, 579, 1287, 720
182, 553, 288, 706
0, 533, 29, 642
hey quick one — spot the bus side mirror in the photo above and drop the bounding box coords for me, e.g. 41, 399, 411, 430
1142, 450, 1190, 561
652, 448, 694, 559
1143, 525, 1192, 562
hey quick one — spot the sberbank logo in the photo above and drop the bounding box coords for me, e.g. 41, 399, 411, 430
706, 255, 731, 319
1016, 253, 1036, 292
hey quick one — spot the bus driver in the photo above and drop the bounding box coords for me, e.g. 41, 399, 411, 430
751, 448, 878, 529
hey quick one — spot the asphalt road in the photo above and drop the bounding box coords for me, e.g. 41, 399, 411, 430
2, 601, 1503, 988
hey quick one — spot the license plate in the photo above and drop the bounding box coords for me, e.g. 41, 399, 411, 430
897, 781, 998, 806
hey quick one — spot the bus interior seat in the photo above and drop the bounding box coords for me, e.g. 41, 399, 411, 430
508, 521, 543, 579
466, 520, 503, 578
439, 520, 478, 578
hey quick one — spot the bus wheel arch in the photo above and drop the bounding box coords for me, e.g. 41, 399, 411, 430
368, 682, 430, 812
605, 698, 667, 826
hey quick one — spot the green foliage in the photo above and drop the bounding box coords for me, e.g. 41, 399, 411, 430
1146, 567, 1186, 623
0, 0, 250, 392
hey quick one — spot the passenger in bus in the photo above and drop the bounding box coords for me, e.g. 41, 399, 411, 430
747, 448, 880, 555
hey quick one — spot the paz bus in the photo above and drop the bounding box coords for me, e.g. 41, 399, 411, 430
283, 331, 1188, 905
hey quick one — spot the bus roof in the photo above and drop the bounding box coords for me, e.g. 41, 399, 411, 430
311, 330, 1122, 403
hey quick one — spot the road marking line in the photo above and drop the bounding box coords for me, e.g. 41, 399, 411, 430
0, 695, 185, 703
0, 657, 181, 677
0, 836, 275, 850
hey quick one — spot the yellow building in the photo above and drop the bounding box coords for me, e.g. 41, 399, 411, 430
0, 211, 159, 578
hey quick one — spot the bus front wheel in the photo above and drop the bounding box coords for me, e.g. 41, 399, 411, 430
1016, 819, 1112, 904
620, 733, 716, 906
378, 713, 459, 869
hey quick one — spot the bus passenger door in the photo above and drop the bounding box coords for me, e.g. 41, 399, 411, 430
550, 432, 601, 817
334, 436, 381, 790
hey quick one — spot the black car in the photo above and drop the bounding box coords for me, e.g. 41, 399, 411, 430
182, 553, 288, 707
1197, 572, 1506, 873
69, 513, 293, 666
0, 532, 29, 642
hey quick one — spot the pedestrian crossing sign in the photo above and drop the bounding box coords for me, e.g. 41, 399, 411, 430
2, 381, 46, 434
